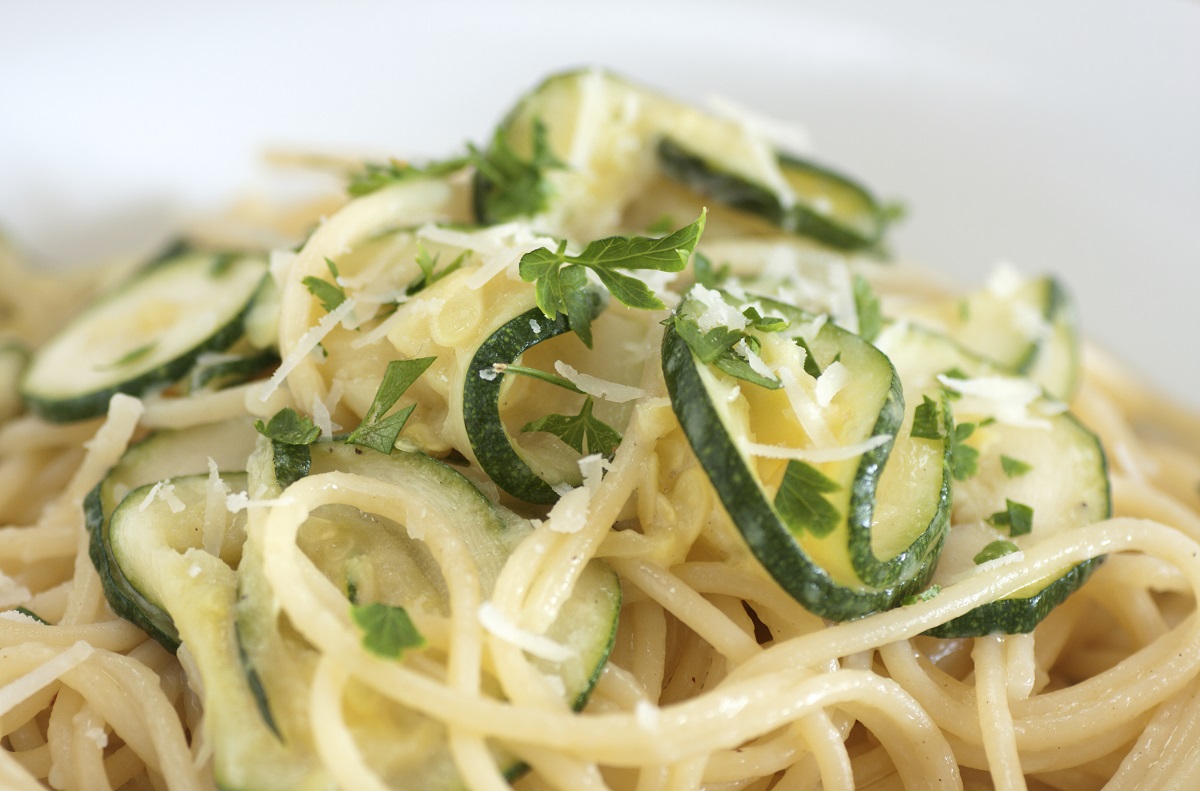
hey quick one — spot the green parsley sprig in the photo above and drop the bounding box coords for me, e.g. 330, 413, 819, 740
520, 211, 706, 348
346, 357, 436, 454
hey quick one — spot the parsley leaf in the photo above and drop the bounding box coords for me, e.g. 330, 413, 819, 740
774, 460, 841, 538
692, 252, 730, 289
1000, 455, 1033, 478
911, 395, 944, 441
742, 306, 789, 333
974, 539, 1020, 565
673, 314, 781, 390
255, 408, 321, 446
852, 274, 883, 342
347, 156, 469, 197
902, 585, 942, 606
346, 357, 436, 454
350, 602, 425, 659
988, 499, 1034, 536
471, 118, 564, 222
520, 211, 706, 347
522, 395, 622, 457
950, 422, 980, 481
303, 258, 346, 313
407, 245, 467, 296
794, 337, 824, 378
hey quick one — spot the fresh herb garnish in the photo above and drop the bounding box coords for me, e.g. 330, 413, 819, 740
902, 585, 942, 606
346, 156, 469, 197
794, 337, 824, 378
520, 212, 706, 347
692, 252, 730, 289
406, 245, 468, 296
1000, 455, 1033, 478
303, 258, 347, 313
522, 395, 622, 457
911, 395, 944, 441
471, 118, 564, 222
950, 422, 980, 481
673, 315, 781, 390
774, 460, 841, 538
256, 407, 321, 487
494, 363, 623, 457
346, 357, 436, 454
974, 539, 1020, 565
742, 306, 789, 333
350, 602, 425, 659
988, 499, 1034, 537
255, 408, 321, 446
852, 274, 882, 342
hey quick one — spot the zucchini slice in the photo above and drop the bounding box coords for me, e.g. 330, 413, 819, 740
903, 273, 1080, 400
85, 418, 258, 649
462, 299, 604, 505
229, 438, 621, 790
662, 287, 950, 620
21, 249, 268, 422
875, 322, 1110, 636
474, 69, 890, 249
657, 138, 889, 251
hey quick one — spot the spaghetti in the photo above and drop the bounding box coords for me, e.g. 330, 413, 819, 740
0, 70, 1198, 791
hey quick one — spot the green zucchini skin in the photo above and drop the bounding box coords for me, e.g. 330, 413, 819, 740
662, 326, 932, 620
657, 138, 889, 251
86, 418, 258, 651
463, 298, 602, 505
21, 250, 268, 423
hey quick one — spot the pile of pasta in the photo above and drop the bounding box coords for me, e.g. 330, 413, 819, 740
1, 71, 1199, 791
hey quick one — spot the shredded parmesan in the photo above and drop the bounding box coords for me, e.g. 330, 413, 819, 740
689, 284, 747, 332
937, 374, 1049, 428
139, 481, 186, 514
0, 641, 94, 717
260, 297, 357, 401
554, 361, 647, 403
742, 433, 892, 463
477, 602, 577, 662
815, 360, 850, 407
225, 491, 296, 513
734, 339, 777, 383
546, 486, 590, 534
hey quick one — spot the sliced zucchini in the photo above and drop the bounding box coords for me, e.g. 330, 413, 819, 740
657, 138, 889, 251
85, 418, 258, 649
474, 69, 890, 250
229, 437, 621, 790
874, 322, 1110, 636
902, 272, 1080, 400
21, 249, 268, 422
0, 340, 28, 421
462, 299, 603, 505
662, 287, 950, 620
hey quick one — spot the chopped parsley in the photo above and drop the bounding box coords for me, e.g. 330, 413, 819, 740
350, 602, 425, 659
471, 118, 564, 223
406, 245, 468, 296
1000, 455, 1033, 478
673, 316, 781, 390
522, 395, 622, 457
520, 211, 706, 347
974, 539, 1020, 565
255, 408, 321, 446
346, 357, 436, 454
902, 585, 942, 606
346, 156, 469, 197
911, 395, 944, 441
987, 499, 1034, 537
950, 422, 980, 481
852, 274, 882, 342
774, 460, 841, 538
302, 258, 347, 313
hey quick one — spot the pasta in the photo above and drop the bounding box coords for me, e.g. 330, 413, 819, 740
1, 69, 1198, 791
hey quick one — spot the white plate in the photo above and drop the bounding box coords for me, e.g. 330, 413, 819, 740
2, 0, 1198, 406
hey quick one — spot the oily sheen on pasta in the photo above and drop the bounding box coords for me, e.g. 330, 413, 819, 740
1, 69, 1199, 791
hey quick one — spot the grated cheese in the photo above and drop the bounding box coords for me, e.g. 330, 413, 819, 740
937, 374, 1048, 428
545, 486, 590, 534
734, 339, 777, 383
554, 361, 647, 403
477, 602, 577, 662
260, 298, 357, 401
139, 481, 186, 514
689, 284, 747, 333
742, 433, 892, 463
815, 360, 850, 407
226, 491, 297, 513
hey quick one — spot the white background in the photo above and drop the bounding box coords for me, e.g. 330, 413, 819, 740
2, 0, 1198, 406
